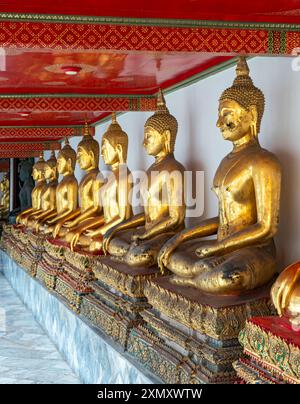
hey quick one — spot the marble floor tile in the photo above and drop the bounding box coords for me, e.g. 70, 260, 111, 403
0, 273, 80, 384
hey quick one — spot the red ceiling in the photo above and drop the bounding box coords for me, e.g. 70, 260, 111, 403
0, 2, 298, 152
0, 50, 226, 96
1, 1, 300, 23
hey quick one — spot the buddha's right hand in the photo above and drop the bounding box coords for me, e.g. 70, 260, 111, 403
271, 263, 300, 316
157, 234, 182, 274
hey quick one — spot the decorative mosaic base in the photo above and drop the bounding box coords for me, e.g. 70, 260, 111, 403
127, 276, 275, 384
0, 250, 153, 384
21, 231, 46, 277
55, 248, 97, 313
81, 257, 157, 348
233, 316, 300, 384
36, 239, 65, 290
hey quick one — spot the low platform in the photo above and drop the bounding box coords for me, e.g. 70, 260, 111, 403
234, 316, 300, 384
81, 256, 159, 349
126, 276, 275, 384
0, 250, 154, 384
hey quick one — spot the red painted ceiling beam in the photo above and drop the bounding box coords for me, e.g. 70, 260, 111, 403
0, 17, 292, 55
0, 96, 157, 113
0, 141, 61, 156
0, 127, 79, 139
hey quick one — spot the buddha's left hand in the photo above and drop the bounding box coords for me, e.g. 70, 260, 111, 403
195, 241, 224, 258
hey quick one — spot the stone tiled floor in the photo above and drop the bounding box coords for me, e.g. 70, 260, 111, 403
0, 273, 81, 384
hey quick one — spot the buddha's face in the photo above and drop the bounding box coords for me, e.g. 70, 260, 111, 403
101, 138, 118, 165
217, 100, 255, 142
44, 164, 54, 180
77, 145, 94, 170
143, 126, 165, 156
32, 167, 42, 181
57, 155, 68, 175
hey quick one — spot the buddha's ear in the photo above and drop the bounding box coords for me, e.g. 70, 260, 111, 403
249, 105, 257, 124
89, 149, 95, 162
249, 105, 258, 136
116, 143, 124, 163
164, 130, 171, 154
67, 157, 72, 169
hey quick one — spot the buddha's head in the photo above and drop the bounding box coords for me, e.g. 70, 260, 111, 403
57, 138, 76, 175
144, 89, 178, 157
77, 123, 100, 171
217, 57, 265, 143
0, 175, 8, 192
44, 151, 58, 181
32, 153, 46, 182
101, 113, 128, 166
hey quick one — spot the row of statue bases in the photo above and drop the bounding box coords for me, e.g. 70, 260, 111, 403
2, 57, 300, 384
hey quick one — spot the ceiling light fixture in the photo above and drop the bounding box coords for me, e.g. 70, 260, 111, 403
61, 66, 82, 76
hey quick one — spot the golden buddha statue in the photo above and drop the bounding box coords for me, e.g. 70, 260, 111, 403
68, 113, 133, 252
52, 123, 104, 240
0, 174, 9, 219
39, 139, 78, 235
158, 57, 282, 294
271, 263, 300, 330
102, 90, 186, 267
16, 154, 47, 226
26, 151, 58, 231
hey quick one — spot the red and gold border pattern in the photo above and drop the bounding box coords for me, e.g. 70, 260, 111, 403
0, 141, 61, 158
0, 96, 157, 113
0, 150, 41, 158
0, 17, 293, 55
0, 127, 75, 139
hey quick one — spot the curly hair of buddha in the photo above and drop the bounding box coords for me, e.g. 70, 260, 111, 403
219, 57, 265, 134
33, 153, 46, 172
145, 89, 178, 152
58, 139, 77, 170
78, 124, 100, 165
102, 113, 128, 161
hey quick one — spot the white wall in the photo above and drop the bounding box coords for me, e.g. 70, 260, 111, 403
46, 56, 300, 270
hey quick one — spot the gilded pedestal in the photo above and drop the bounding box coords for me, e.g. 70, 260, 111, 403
36, 239, 65, 290
234, 316, 300, 384
54, 248, 97, 313
81, 256, 159, 349
8, 225, 28, 266
127, 276, 275, 384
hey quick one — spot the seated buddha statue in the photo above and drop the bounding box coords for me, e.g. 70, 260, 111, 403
38, 139, 78, 235
0, 175, 9, 219
271, 263, 300, 330
52, 122, 104, 240
26, 151, 58, 231
16, 154, 47, 226
67, 113, 133, 252
158, 57, 282, 294
102, 90, 186, 267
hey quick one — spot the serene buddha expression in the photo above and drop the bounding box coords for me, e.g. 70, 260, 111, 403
143, 126, 171, 156
44, 163, 56, 181
57, 155, 70, 175
217, 99, 257, 142
101, 138, 120, 165
77, 145, 95, 170
32, 166, 43, 182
